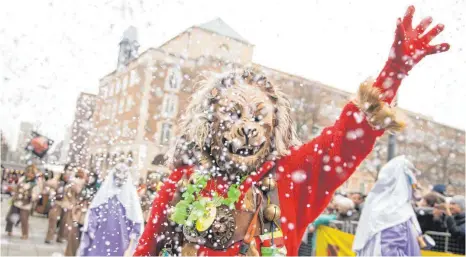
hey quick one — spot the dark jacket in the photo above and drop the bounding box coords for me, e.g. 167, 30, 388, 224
445, 212, 465, 255
415, 207, 447, 233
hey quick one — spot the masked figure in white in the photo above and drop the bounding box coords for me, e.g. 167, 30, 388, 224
353, 156, 427, 256
77, 163, 143, 256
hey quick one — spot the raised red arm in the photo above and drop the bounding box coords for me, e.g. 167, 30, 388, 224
374, 5, 449, 103
280, 5, 450, 228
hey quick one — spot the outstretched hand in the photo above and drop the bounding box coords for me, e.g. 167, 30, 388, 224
390, 5, 450, 73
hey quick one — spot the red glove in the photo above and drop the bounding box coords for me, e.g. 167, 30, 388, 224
373, 5, 450, 104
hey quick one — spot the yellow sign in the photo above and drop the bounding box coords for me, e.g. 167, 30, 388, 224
315, 226, 461, 256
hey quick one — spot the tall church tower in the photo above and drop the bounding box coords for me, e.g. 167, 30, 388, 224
117, 26, 140, 71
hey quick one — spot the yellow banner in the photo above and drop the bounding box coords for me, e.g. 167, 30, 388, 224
315, 226, 461, 256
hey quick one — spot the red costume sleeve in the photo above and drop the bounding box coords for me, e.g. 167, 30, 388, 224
276, 7, 449, 255
133, 167, 191, 256
278, 102, 382, 229
290, 4, 452, 228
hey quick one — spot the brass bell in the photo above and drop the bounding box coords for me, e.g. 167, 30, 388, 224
264, 204, 281, 221
260, 177, 277, 192
177, 179, 188, 192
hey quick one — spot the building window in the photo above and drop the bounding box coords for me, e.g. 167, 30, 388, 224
108, 84, 114, 97
99, 106, 104, 121
311, 125, 322, 136
112, 102, 117, 119
164, 68, 182, 91
160, 123, 173, 145
162, 94, 178, 118
118, 98, 125, 114
126, 95, 133, 112
359, 182, 365, 194
101, 85, 108, 98
122, 121, 130, 137
115, 79, 121, 94
122, 75, 129, 91
105, 104, 111, 120
130, 69, 140, 87
219, 43, 230, 52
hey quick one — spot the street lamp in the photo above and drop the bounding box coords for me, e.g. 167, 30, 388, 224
387, 96, 398, 161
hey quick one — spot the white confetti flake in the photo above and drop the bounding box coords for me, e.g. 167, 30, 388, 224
291, 170, 307, 183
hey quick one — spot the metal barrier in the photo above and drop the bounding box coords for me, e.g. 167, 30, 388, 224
328, 220, 358, 235
425, 231, 450, 253
425, 231, 464, 255
326, 221, 464, 255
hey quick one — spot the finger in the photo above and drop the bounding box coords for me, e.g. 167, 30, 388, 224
426, 43, 450, 55
403, 5, 415, 29
415, 16, 433, 35
421, 23, 445, 44
395, 18, 406, 43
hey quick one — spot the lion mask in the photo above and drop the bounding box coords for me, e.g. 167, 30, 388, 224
167, 69, 301, 178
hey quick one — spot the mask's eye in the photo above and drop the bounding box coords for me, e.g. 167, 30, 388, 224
229, 108, 241, 120
254, 115, 263, 122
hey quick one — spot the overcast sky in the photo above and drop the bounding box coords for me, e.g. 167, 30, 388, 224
1, 0, 465, 149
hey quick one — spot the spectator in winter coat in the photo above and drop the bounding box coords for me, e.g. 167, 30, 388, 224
349, 192, 365, 213
416, 192, 447, 233
438, 195, 465, 254
432, 184, 447, 196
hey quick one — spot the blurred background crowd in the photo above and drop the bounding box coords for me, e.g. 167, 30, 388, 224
2, 163, 464, 256
1, 163, 165, 256
298, 187, 465, 256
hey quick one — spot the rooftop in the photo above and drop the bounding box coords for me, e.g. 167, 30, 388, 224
198, 18, 251, 45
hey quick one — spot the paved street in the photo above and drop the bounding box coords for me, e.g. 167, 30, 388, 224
0, 195, 65, 256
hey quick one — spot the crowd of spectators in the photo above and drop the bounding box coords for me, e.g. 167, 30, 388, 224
299, 184, 465, 256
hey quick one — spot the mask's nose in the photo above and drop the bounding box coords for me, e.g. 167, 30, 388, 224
237, 125, 258, 144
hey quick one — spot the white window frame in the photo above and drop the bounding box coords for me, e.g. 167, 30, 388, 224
130, 69, 140, 87
115, 79, 121, 94
164, 68, 182, 92
122, 121, 130, 137
122, 75, 129, 91
101, 85, 108, 99
125, 95, 133, 112
108, 83, 114, 96
118, 98, 125, 114
160, 123, 173, 145
311, 125, 322, 136
112, 102, 117, 119
161, 94, 179, 118
107, 105, 111, 120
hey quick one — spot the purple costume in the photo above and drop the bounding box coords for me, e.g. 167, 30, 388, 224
78, 163, 143, 256
353, 156, 422, 256
79, 196, 142, 256
357, 218, 421, 256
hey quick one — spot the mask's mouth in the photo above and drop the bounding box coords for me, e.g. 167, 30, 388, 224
222, 138, 265, 157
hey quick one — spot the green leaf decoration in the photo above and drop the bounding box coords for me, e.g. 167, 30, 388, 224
170, 211, 187, 225
186, 184, 196, 194
182, 193, 195, 203
192, 201, 204, 212
227, 186, 241, 201
170, 172, 250, 227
